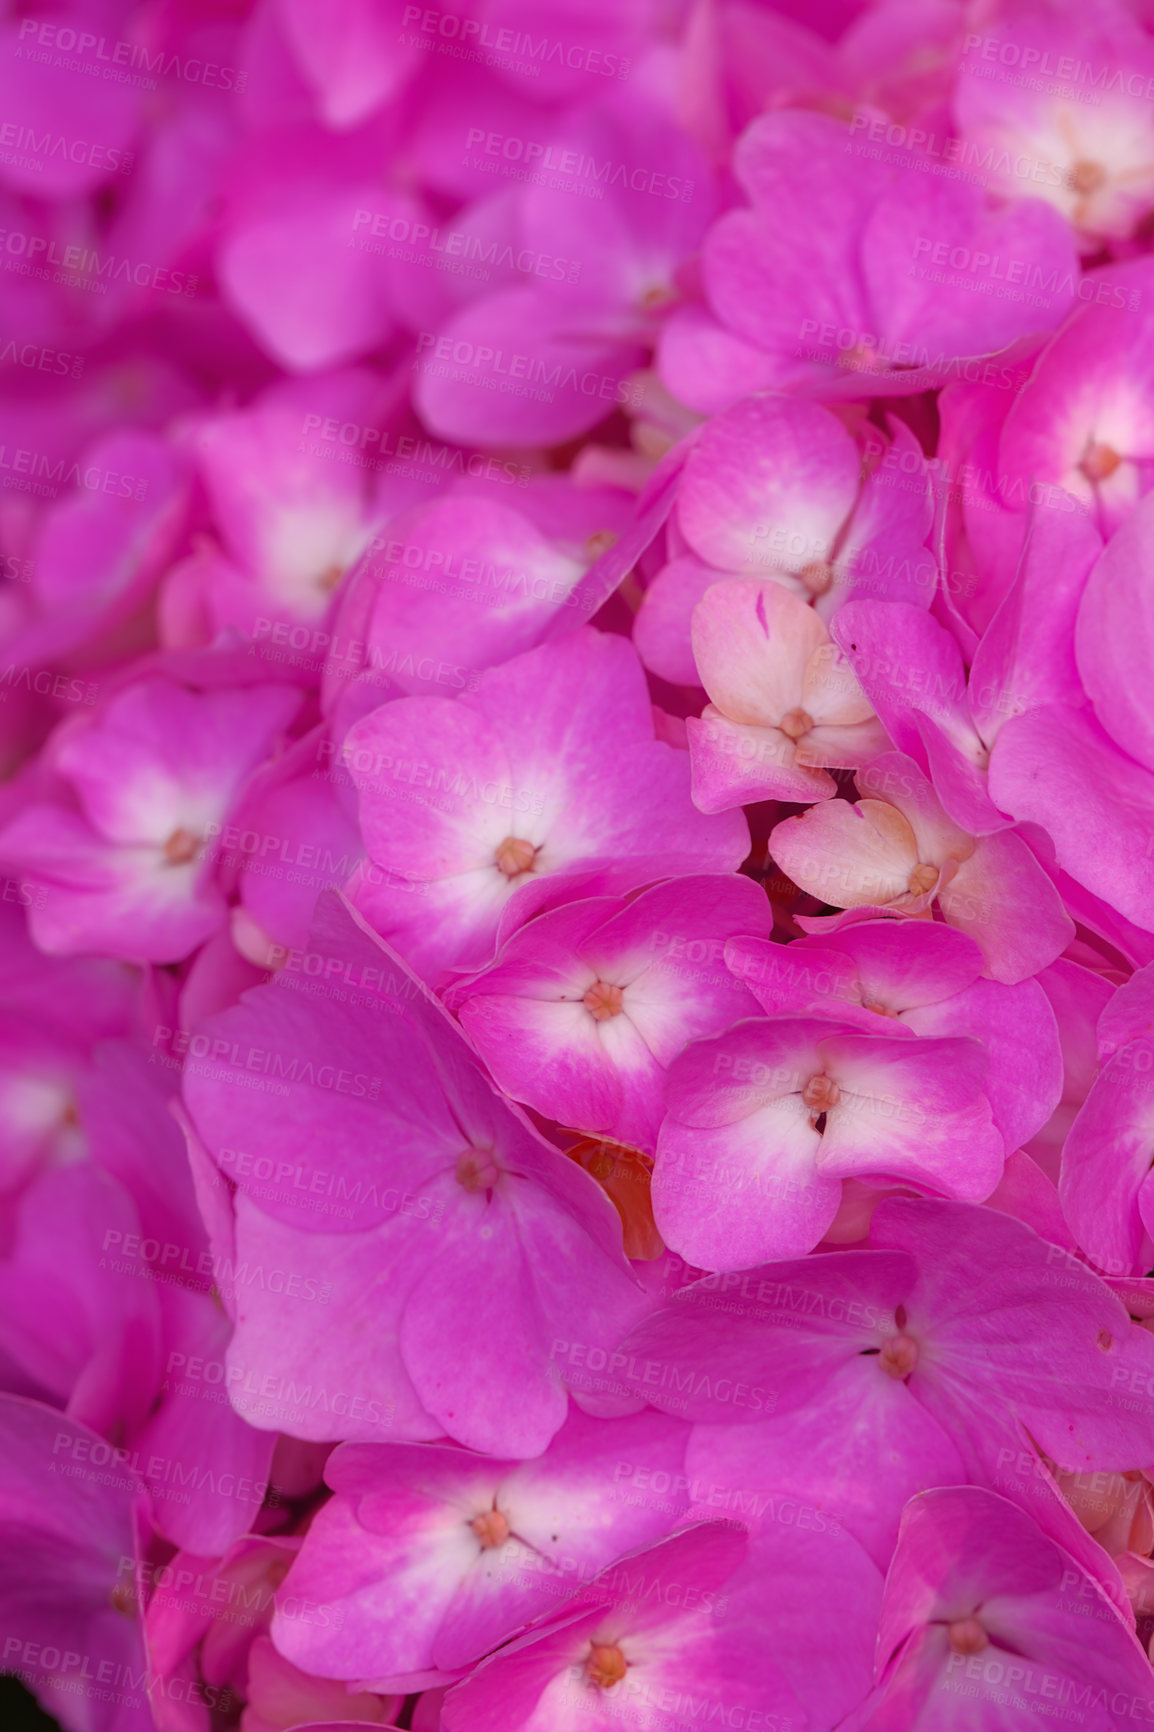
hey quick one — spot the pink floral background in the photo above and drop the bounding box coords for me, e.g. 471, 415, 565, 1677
1, 0, 1154, 1728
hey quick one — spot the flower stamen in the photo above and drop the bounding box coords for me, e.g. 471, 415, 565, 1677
583, 981, 625, 1021
947, 1617, 988, 1655
587, 1643, 628, 1688
495, 836, 537, 879
456, 1150, 499, 1192
163, 828, 200, 866
779, 708, 815, 741
878, 1335, 919, 1380
1080, 440, 1123, 483
907, 862, 939, 896
471, 1508, 510, 1548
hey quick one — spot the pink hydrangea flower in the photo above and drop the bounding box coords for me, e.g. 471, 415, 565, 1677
1060, 960, 1154, 1276
686, 579, 888, 810
633, 393, 937, 688
181, 893, 650, 1458
0, 1395, 153, 1732
440, 1520, 881, 1732
271, 1410, 692, 1688
412, 69, 713, 448
659, 109, 1078, 411
160, 369, 390, 647
726, 917, 1064, 1155
768, 752, 1074, 984
0, 677, 301, 961
651, 1012, 1005, 1267
846, 1487, 1154, 1729
618, 1198, 1154, 1578
342, 629, 748, 984
953, 9, 1154, 250
993, 261, 1154, 539
449, 875, 770, 1154
3, 0, 1154, 1713
828, 502, 1102, 836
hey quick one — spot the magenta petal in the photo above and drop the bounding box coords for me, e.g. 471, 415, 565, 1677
277, 0, 416, 126
970, 500, 1101, 750
860, 174, 1076, 359
133, 1288, 277, 1556
414, 287, 645, 449
857, 1486, 1153, 1732
183, 955, 468, 1234
652, 1017, 851, 1266
687, 1358, 965, 1570
1076, 490, 1154, 774
832, 599, 969, 772
616, 1248, 915, 1423
938, 830, 1074, 985
903, 977, 1062, 1154
632, 554, 721, 687
0, 1395, 153, 1731
654, 1103, 838, 1268
815, 918, 984, 1013
345, 629, 747, 980
219, 147, 397, 371
224, 1192, 440, 1443
815, 1031, 1004, 1200
0, 19, 141, 198
363, 493, 591, 692
688, 710, 837, 810
871, 1198, 1154, 1469
400, 1193, 569, 1457
676, 394, 859, 576
1060, 1051, 1154, 1277
271, 1445, 508, 1682
989, 705, 1154, 933
657, 304, 783, 415
500, 1408, 692, 1578
726, 933, 864, 1019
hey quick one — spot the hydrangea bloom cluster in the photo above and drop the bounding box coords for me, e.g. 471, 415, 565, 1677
3, 0, 1154, 1729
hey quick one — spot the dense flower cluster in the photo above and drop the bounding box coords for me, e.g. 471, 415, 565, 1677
2, 0, 1154, 1728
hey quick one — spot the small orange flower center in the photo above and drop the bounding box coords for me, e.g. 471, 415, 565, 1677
802, 1073, 840, 1114
799, 560, 836, 597
1068, 158, 1106, 195
947, 1617, 989, 1655
861, 997, 897, 1018
110, 1580, 137, 1617
879, 1334, 919, 1379
471, 1508, 510, 1549
456, 1150, 499, 1192
586, 529, 619, 559
640, 283, 677, 312
317, 562, 345, 592
587, 1643, 628, 1688
839, 342, 879, 373
163, 827, 200, 866
583, 981, 624, 1021
779, 708, 815, 741
1080, 440, 1123, 482
907, 862, 939, 896
495, 836, 537, 879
